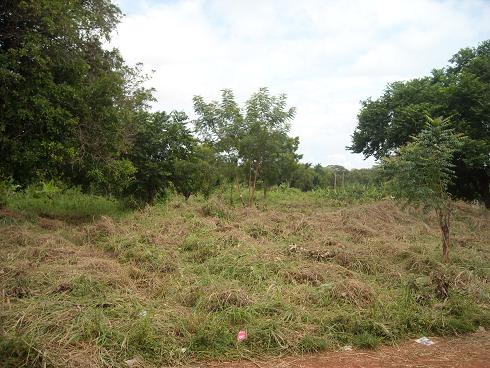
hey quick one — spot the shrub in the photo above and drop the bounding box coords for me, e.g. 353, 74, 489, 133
7, 181, 125, 219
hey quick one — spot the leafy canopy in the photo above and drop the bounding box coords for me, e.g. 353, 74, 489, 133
0, 0, 152, 192
127, 111, 195, 203
193, 88, 300, 194
349, 40, 490, 206
382, 117, 462, 210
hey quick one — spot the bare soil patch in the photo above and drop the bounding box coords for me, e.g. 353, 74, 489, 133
203, 330, 489, 368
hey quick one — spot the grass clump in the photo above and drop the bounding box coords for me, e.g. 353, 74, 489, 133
0, 336, 49, 368
0, 180, 9, 209
352, 331, 382, 349
200, 197, 231, 219
331, 279, 375, 307
297, 335, 328, 353
201, 288, 252, 312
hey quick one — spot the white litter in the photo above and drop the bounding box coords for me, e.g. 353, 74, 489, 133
415, 337, 435, 346
138, 310, 147, 317
124, 357, 141, 367
342, 345, 353, 351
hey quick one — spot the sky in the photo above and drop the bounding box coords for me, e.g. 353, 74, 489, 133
111, 0, 490, 169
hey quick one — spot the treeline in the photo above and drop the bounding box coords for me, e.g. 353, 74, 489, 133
1, 1, 488, 208
0, 0, 378, 207
290, 165, 379, 192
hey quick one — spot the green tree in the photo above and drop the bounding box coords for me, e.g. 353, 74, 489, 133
349, 40, 490, 208
241, 89, 296, 204
0, 0, 152, 191
346, 168, 380, 186
261, 135, 301, 196
127, 111, 194, 203
291, 163, 315, 192
193, 89, 245, 203
382, 117, 463, 261
310, 164, 330, 189
172, 144, 220, 200
193, 88, 298, 206
326, 165, 348, 190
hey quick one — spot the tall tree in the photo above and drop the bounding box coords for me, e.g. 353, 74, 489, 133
172, 144, 220, 200
0, 0, 152, 191
193, 88, 298, 206
193, 89, 245, 203
261, 135, 301, 195
241, 88, 296, 205
349, 40, 490, 207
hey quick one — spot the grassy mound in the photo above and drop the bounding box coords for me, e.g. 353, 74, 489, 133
0, 192, 489, 367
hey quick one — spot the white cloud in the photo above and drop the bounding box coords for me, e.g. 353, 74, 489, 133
112, 0, 490, 169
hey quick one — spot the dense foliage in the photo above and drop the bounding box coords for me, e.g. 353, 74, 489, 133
349, 40, 490, 207
0, 0, 152, 191
193, 88, 301, 205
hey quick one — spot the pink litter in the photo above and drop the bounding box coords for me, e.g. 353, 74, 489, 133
237, 330, 247, 342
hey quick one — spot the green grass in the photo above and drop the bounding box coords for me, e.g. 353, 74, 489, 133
4, 183, 125, 220
0, 191, 489, 367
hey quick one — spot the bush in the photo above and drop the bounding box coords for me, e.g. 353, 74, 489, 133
0, 179, 14, 209
0, 185, 7, 209
312, 184, 386, 204
7, 181, 125, 219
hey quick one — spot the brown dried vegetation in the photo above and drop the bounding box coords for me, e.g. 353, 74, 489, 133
0, 196, 489, 367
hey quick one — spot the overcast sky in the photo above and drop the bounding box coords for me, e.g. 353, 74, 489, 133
112, 0, 490, 168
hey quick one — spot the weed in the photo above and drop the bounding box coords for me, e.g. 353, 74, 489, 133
298, 335, 328, 353
352, 331, 382, 349
69, 276, 106, 298
332, 279, 375, 307
200, 198, 230, 219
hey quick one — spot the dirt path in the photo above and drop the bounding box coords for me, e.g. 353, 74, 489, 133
199, 331, 489, 368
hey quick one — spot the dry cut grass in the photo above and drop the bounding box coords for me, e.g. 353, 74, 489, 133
0, 194, 489, 367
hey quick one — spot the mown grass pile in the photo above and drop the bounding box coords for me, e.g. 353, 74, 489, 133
0, 189, 489, 367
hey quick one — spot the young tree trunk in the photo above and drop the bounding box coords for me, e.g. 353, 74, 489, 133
263, 185, 267, 199
249, 169, 256, 207
441, 221, 450, 261
436, 202, 452, 262
229, 180, 234, 205
248, 163, 253, 203
248, 163, 260, 207
146, 185, 157, 205
236, 177, 245, 206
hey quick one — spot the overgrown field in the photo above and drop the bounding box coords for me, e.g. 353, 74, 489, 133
1, 191, 489, 367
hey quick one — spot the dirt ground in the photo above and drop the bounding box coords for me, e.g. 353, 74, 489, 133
199, 330, 489, 368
